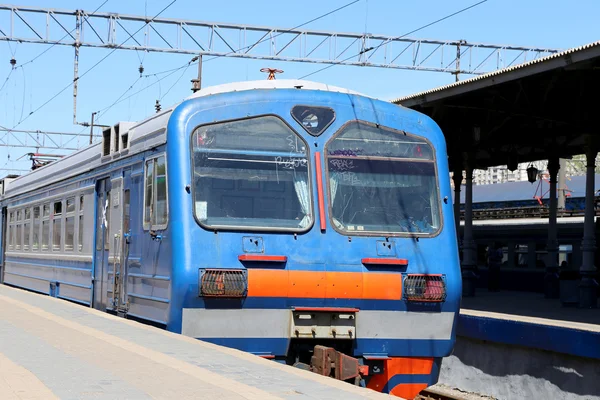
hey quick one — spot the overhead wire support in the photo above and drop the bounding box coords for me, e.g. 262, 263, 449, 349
87, 0, 362, 123
299, 0, 497, 79
4, 0, 177, 133
0, 127, 99, 150
0, 4, 562, 76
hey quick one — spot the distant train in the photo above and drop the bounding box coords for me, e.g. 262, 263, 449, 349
0, 79, 461, 398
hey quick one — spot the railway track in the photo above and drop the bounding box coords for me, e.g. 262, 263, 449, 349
416, 385, 498, 400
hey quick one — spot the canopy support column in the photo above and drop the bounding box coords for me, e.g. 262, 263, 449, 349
580, 137, 598, 308
544, 156, 560, 298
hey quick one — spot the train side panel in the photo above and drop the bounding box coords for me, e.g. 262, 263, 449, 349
0, 117, 175, 326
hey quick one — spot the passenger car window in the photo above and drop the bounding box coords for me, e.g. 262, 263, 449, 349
144, 155, 168, 229
65, 197, 75, 251
53, 200, 63, 251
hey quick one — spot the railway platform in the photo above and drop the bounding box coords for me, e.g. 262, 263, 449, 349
0, 284, 392, 400
459, 290, 600, 359
437, 290, 600, 400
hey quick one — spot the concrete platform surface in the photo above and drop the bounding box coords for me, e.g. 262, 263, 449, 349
460, 290, 600, 328
0, 285, 393, 400
458, 291, 600, 360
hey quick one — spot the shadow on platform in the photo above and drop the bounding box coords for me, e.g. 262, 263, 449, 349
460, 289, 600, 326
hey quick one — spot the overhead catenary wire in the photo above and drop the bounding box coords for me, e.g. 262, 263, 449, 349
299, 0, 489, 79
0, 69, 13, 95
132, 0, 362, 80
129, 0, 363, 79
160, 62, 192, 101
7, 0, 178, 132
19, 65, 26, 122
15, 0, 110, 71
88, 0, 362, 122
202, 0, 362, 64
95, 63, 188, 115
0, 0, 110, 157
0, 0, 109, 112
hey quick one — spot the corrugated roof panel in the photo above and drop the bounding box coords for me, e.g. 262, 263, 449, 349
392, 41, 600, 104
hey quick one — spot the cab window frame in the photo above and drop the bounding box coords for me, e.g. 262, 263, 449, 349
189, 114, 314, 234
324, 119, 443, 238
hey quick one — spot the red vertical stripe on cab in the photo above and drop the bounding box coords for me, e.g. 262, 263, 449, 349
315, 152, 326, 231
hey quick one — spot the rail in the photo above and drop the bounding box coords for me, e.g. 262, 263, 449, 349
417, 386, 497, 400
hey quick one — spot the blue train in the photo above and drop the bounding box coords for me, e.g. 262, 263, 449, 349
0, 79, 461, 398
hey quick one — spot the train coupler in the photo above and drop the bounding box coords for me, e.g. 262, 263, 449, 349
307, 345, 368, 384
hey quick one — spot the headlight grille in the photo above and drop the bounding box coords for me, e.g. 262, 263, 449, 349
403, 274, 446, 302
200, 269, 247, 298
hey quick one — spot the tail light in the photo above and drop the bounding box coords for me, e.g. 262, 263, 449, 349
199, 269, 247, 298
403, 274, 446, 302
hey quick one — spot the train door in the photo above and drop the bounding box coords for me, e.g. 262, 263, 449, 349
93, 178, 111, 310
110, 169, 132, 316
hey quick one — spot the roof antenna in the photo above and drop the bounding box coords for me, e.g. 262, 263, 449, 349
260, 68, 283, 80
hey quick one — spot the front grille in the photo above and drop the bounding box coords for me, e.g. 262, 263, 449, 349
403, 274, 446, 302
199, 269, 247, 298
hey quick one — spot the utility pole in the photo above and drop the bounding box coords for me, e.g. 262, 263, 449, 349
73, 9, 82, 125
191, 55, 203, 93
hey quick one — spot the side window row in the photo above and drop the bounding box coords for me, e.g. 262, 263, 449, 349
7, 193, 88, 253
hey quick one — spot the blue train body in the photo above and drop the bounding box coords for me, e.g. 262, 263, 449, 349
0, 80, 461, 398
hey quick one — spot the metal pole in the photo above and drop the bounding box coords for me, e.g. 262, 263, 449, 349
544, 156, 560, 298
455, 43, 461, 82
462, 155, 477, 297
89, 112, 96, 145
580, 137, 598, 308
558, 158, 567, 210
197, 54, 202, 90
191, 55, 203, 93
73, 10, 81, 125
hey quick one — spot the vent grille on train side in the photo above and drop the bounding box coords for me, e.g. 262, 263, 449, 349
403, 274, 446, 302
199, 269, 248, 298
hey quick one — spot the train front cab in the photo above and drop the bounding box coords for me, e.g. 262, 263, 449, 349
165, 87, 461, 399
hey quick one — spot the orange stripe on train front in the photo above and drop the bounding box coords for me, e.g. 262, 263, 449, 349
246, 270, 402, 300
384, 357, 433, 375
366, 358, 433, 398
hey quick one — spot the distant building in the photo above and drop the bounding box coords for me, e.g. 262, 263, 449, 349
472, 165, 529, 186
450, 155, 600, 187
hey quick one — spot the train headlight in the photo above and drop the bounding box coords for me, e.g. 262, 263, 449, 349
403, 274, 446, 302
291, 105, 335, 136
199, 269, 248, 298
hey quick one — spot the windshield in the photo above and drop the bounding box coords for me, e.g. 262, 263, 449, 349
326, 121, 441, 235
192, 116, 312, 231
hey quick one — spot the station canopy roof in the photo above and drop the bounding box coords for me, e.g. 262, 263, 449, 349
393, 41, 600, 171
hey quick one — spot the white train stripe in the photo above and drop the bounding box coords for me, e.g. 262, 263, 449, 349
182, 308, 291, 338
357, 311, 455, 340
181, 308, 454, 340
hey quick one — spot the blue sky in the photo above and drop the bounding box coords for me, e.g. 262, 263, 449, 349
0, 0, 598, 173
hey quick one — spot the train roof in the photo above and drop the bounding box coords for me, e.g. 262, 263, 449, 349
455, 174, 600, 204
185, 79, 371, 100
0, 79, 375, 198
